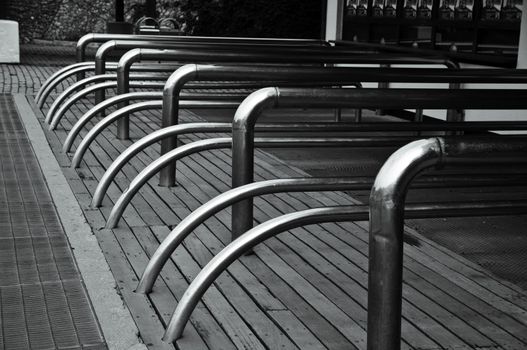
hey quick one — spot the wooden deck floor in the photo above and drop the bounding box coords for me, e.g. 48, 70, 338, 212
35, 95, 527, 350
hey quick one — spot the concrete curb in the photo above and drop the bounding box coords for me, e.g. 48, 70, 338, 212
13, 93, 148, 350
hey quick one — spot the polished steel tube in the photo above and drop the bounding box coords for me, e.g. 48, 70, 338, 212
105, 136, 414, 229
136, 171, 527, 295
48, 81, 165, 130
136, 178, 369, 294
93, 39, 330, 107
36, 62, 94, 104
156, 64, 527, 186
70, 100, 239, 168
91, 123, 231, 207
367, 136, 527, 350
163, 199, 527, 342
115, 46, 460, 140
231, 87, 527, 240
63, 92, 163, 153
90, 119, 527, 209
45, 74, 115, 124
45, 73, 170, 124
37, 62, 175, 107
37, 65, 97, 109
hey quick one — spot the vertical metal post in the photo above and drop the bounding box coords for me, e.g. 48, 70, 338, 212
368, 138, 442, 350
231, 88, 278, 240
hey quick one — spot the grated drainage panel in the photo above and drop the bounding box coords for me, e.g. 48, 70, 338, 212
0, 95, 106, 349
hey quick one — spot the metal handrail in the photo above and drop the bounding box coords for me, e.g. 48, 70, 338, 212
114, 47, 460, 140
104, 136, 416, 229
135, 174, 527, 295
93, 40, 337, 105
63, 93, 163, 152
156, 64, 527, 186
44, 73, 169, 124
36, 62, 94, 104
36, 63, 180, 107
69, 101, 239, 167
230, 87, 527, 240
90, 119, 527, 209
75, 33, 328, 78
162, 199, 527, 342
367, 137, 527, 349
48, 81, 165, 130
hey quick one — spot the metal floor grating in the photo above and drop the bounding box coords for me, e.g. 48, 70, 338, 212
0, 95, 106, 349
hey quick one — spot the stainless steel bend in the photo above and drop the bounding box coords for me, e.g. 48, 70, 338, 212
70, 101, 164, 168
37, 65, 96, 109
49, 81, 164, 130
36, 62, 94, 104
63, 92, 163, 152
106, 137, 233, 228
136, 177, 372, 294
162, 198, 527, 343
45, 74, 115, 124
91, 123, 232, 208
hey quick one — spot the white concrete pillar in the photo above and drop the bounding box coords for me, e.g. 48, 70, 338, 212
325, 0, 345, 41
0, 20, 20, 63
517, 6, 527, 68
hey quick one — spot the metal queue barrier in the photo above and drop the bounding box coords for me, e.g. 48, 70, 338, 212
153, 62, 457, 187
104, 135, 419, 228
43, 72, 171, 123
91, 119, 527, 211
161, 201, 527, 342
36, 64, 179, 108
38, 35, 329, 108
46, 81, 168, 130
230, 87, 527, 240
92, 40, 335, 105
134, 172, 527, 295
74, 33, 327, 80
367, 137, 527, 349
155, 65, 527, 187
96, 85, 527, 229
156, 136, 527, 343
115, 47, 460, 141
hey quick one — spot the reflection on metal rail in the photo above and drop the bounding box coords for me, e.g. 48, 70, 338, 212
115, 46, 458, 140
90, 119, 527, 209
135, 172, 527, 295
367, 137, 527, 350
162, 199, 527, 342
104, 136, 414, 229
63, 92, 163, 152
36, 62, 95, 105
231, 87, 527, 240
69, 101, 240, 168
48, 81, 165, 130
45, 74, 115, 123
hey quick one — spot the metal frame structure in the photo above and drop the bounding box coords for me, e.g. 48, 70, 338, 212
43, 73, 170, 123
47, 81, 166, 130
162, 198, 527, 342
135, 173, 527, 295
367, 137, 527, 349
155, 64, 527, 187
68, 101, 238, 167
114, 47, 459, 140
230, 87, 527, 239
104, 136, 416, 228
91, 118, 527, 210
